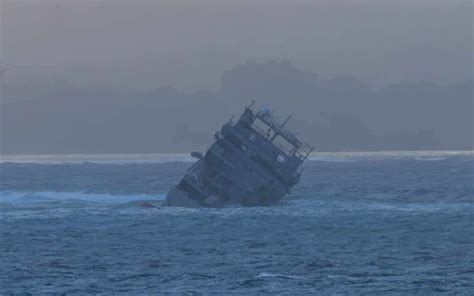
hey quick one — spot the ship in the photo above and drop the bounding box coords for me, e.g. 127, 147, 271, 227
163, 102, 313, 207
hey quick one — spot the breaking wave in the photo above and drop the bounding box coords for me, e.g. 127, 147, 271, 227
413, 157, 447, 161
0, 153, 195, 164
0, 191, 165, 205
256, 272, 305, 280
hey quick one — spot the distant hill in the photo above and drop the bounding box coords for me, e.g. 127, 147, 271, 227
1, 60, 473, 154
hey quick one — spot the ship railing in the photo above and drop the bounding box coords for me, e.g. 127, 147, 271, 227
255, 111, 285, 133
245, 102, 314, 161
272, 139, 294, 156
250, 118, 306, 159
295, 143, 314, 161
224, 123, 296, 176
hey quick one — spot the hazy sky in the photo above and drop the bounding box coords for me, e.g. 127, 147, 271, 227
2, 0, 472, 91
1, 0, 473, 153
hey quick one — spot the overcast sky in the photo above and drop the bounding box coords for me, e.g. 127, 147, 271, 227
2, 0, 473, 91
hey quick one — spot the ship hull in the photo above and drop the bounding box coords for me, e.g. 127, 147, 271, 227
162, 187, 201, 208
163, 103, 312, 208
164, 185, 285, 208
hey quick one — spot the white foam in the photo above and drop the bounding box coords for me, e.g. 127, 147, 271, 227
308, 151, 472, 162
413, 157, 447, 161
256, 272, 305, 280
0, 153, 194, 164
308, 156, 359, 162
0, 191, 165, 205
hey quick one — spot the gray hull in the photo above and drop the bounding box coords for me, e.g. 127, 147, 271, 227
162, 187, 201, 208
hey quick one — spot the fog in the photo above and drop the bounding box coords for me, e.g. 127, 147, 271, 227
0, 0, 473, 153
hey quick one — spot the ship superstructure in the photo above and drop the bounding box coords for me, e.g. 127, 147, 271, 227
164, 102, 313, 207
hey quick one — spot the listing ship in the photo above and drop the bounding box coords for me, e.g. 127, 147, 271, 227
163, 102, 313, 207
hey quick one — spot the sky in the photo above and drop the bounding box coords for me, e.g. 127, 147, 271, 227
2, 0, 472, 91
0, 0, 472, 153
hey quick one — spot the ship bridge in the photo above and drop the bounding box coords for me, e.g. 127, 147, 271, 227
242, 102, 313, 163
164, 102, 314, 208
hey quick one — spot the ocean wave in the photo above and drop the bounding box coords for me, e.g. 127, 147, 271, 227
307, 156, 360, 162
1, 190, 472, 216
413, 157, 447, 161
307, 151, 472, 162
256, 272, 305, 280
0, 154, 195, 164
0, 191, 165, 205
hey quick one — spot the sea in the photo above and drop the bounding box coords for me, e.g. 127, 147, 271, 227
1, 151, 473, 294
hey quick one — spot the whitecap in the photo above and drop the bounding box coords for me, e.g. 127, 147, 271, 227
413, 157, 447, 161
0, 153, 194, 164
0, 191, 165, 205
256, 272, 305, 279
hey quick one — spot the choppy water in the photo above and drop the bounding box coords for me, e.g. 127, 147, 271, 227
1, 152, 473, 294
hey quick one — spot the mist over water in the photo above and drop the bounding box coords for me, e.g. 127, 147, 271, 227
1, 152, 473, 294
